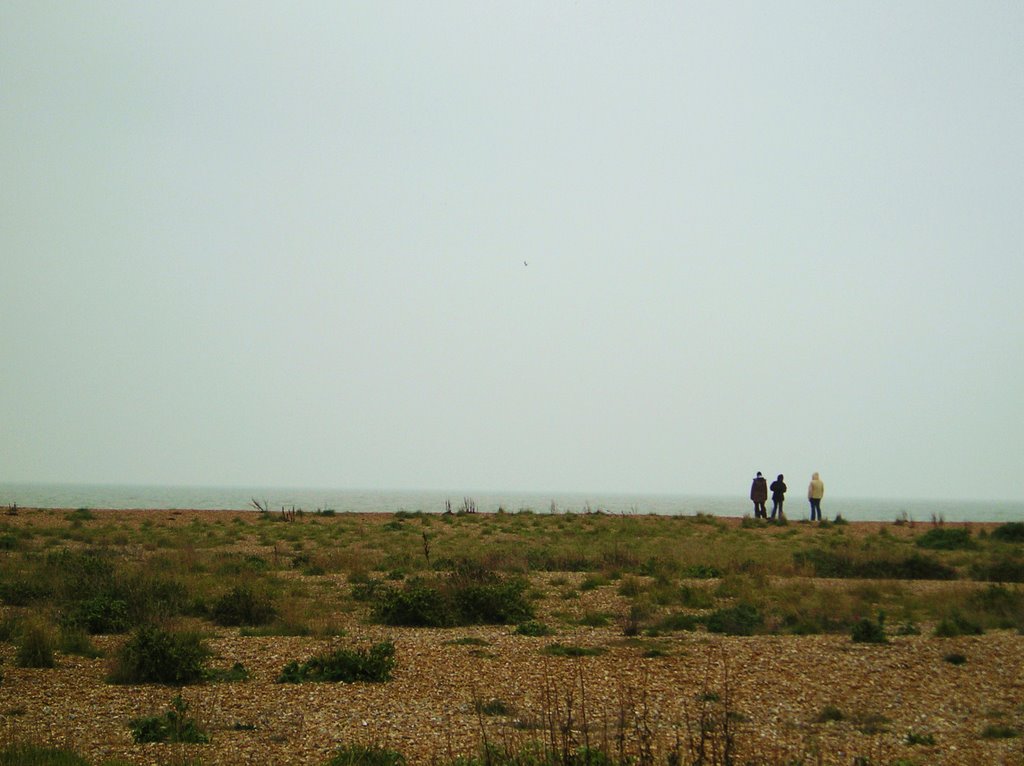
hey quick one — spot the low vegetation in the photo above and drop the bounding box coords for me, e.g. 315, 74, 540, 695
277, 641, 396, 683
128, 694, 209, 743
0, 507, 1022, 764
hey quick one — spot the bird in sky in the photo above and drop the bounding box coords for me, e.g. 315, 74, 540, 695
524, 261, 528, 266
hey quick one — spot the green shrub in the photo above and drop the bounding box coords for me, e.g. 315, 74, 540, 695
934, 612, 983, 637
905, 730, 936, 745
371, 572, 532, 627
653, 612, 700, 632
577, 611, 612, 627
851, 613, 888, 644
896, 621, 922, 636
207, 662, 250, 682
616, 577, 644, 598
0, 744, 92, 765
541, 643, 606, 657
981, 724, 1019, 739
108, 625, 209, 685
129, 694, 209, 743
515, 620, 553, 637
579, 574, 609, 591
677, 584, 716, 609
120, 574, 190, 624
992, 522, 1024, 542
46, 550, 116, 600
963, 584, 1024, 629
61, 595, 130, 634
16, 620, 57, 668
705, 603, 763, 635
475, 698, 514, 716
326, 744, 407, 766
452, 577, 533, 625
0, 614, 22, 642
371, 581, 454, 627
58, 625, 102, 658
793, 548, 956, 580
0, 578, 54, 606
682, 564, 722, 579
944, 653, 967, 665
915, 527, 976, 550
350, 578, 385, 602
211, 585, 277, 626
971, 557, 1024, 583
815, 705, 845, 723
278, 641, 395, 683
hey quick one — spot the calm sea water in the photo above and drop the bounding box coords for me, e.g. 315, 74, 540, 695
0, 482, 1020, 523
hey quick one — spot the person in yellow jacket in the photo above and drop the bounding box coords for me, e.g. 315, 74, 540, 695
807, 472, 825, 521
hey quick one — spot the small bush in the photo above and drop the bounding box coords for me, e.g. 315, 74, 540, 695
705, 603, 763, 636
207, 662, 250, 682
129, 694, 209, 743
278, 641, 395, 683
0, 579, 54, 606
61, 595, 130, 634
371, 572, 532, 627
944, 653, 967, 665
542, 643, 606, 657
851, 613, 888, 644
475, 698, 514, 716
915, 527, 976, 550
793, 548, 956, 580
816, 705, 845, 723
677, 584, 716, 609
371, 581, 454, 627
971, 557, 1024, 583
326, 744, 407, 766
0, 745, 92, 765
452, 577, 533, 625
934, 612, 983, 638
981, 724, 1019, 739
109, 625, 209, 685
653, 612, 700, 632
905, 730, 936, 745
211, 586, 277, 627
992, 522, 1024, 542
515, 620, 553, 637
683, 564, 722, 579
896, 621, 921, 636
579, 575, 609, 591
58, 626, 102, 658
577, 611, 612, 627
617, 577, 644, 598
16, 620, 57, 668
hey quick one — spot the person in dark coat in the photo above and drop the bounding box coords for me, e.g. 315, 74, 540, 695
769, 474, 787, 519
750, 472, 768, 518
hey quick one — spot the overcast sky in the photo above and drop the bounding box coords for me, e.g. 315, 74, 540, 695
2, 2, 1021, 501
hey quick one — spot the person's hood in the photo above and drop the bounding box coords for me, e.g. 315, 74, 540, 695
811, 472, 820, 480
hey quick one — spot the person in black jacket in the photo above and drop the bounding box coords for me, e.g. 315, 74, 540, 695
769, 474, 787, 520
750, 472, 768, 518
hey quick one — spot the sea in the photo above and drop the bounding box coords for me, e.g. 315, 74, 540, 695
0, 482, 1020, 523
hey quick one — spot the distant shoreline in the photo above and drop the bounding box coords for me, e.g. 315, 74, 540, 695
2, 482, 1021, 522
4, 505, 1011, 533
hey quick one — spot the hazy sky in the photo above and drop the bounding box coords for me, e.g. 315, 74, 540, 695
2, 2, 1022, 501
